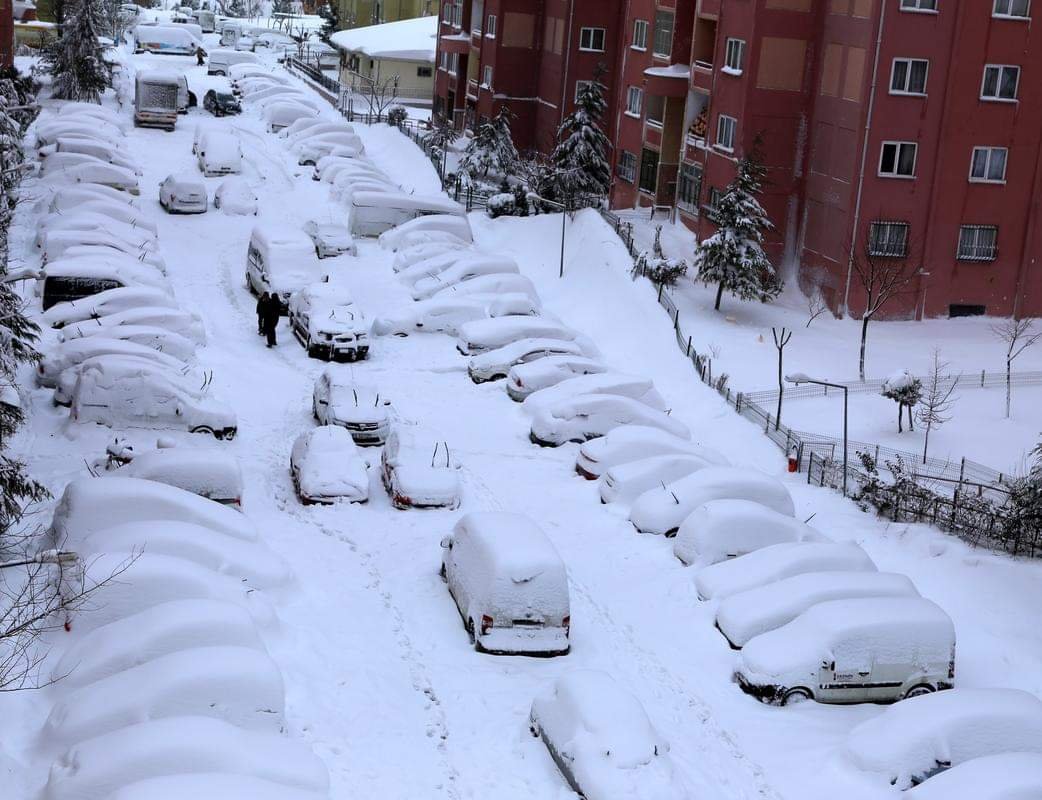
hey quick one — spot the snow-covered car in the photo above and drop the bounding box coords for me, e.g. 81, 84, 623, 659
104, 445, 244, 508
41, 138, 141, 174
397, 250, 502, 289
313, 154, 373, 183
264, 102, 317, 133
523, 372, 668, 414
60, 323, 197, 363
159, 173, 207, 214
466, 337, 591, 383
246, 225, 325, 309
56, 102, 126, 126
457, 317, 587, 357
37, 336, 190, 388
411, 256, 521, 301
70, 365, 237, 440
673, 499, 827, 567
629, 467, 795, 537
39, 258, 171, 311
599, 453, 720, 505
42, 286, 177, 329
390, 229, 471, 252
391, 241, 470, 273
381, 428, 460, 510
372, 293, 539, 337
246, 84, 311, 105
288, 283, 369, 361
285, 121, 356, 146
294, 133, 363, 166
694, 541, 878, 601
197, 132, 243, 176
843, 687, 1042, 789
43, 162, 141, 195
61, 305, 206, 345
379, 214, 473, 251
36, 211, 157, 249
303, 220, 356, 258
53, 354, 197, 407
203, 88, 241, 116
278, 115, 333, 140
335, 177, 400, 207
441, 512, 570, 655
214, 177, 258, 215
40, 150, 142, 179
39, 205, 158, 238
530, 394, 691, 448
40, 228, 162, 269
575, 425, 717, 479
506, 356, 608, 401
236, 34, 255, 50
36, 120, 124, 148
429, 272, 541, 304
312, 370, 390, 446
716, 570, 920, 648
256, 91, 320, 114
735, 597, 956, 706
44, 184, 140, 214
903, 753, 1042, 800
530, 671, 687, 799
289, 426, 369, 505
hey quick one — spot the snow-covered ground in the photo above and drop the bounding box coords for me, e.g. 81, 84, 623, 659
4, 41, 1042, 800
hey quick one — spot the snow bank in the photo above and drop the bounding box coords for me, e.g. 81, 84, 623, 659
903, 752, 1042, 800
107, 773, 329, 800
107, 447, 243, 506
694, 541, 877, 600
673, 498, 827, 566
42, 716, 329, 800
844, 687, 1042, 789
629, 467, 794, 536
716, 570, 919, 647
54, 599, 265, 688
42, 647, 285, 747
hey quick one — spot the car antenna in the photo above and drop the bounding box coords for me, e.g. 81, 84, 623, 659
431, 442, 437, 468
803, 512, 817, 524
83, 458, 99, 478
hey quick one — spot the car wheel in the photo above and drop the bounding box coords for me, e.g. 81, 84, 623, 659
466, 618, 476, 645
904, 684, 935, 700
439, 563, 447, 582
191, 425, 215, 437
306, 338, 321, 359
781, 687, 813, 706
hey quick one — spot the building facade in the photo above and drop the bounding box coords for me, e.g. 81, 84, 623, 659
338, 0, 439, 29
434, 0, 1042, 320
1, 0, 12, 67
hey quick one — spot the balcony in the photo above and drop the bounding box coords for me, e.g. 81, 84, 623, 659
691, 62, 713, 93
439, 33, 471, 54
644, 64, 691, 98
466, 78, 479, 100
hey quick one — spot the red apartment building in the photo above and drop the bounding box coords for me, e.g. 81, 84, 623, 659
434, 0, 1042, 320
1, 0, 14, 68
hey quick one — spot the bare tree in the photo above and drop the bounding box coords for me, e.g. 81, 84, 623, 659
351, 72, 400, 118
850, 242, 918, 381
990, 318, 1040, 418
916, 350, 959, 464
805, 286, 828, 328
772, 327, 792, 430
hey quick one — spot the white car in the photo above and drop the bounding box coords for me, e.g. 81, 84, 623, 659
466, 337, 590, 382
60, 324, 197, 363
43, 162, 140, 195
379, 214, 473, 251
506, 356, 608, 401
429, 272, 540, 304
37, 337, 189, 388
391, 241, 468, 273
522, 372, 668, 415
159, 174, 207, 214
381, 428, 461, 510
264, 102, 317, 133
312, 370, 390, 446
36, 213, 157, 251
575, 425, 713, 479
372, 293, 538, 337
279, 116, 334, 140
457, 317, 585, 357
599, 453, 718, 505
288, 283, 369, 361
44, 184, 140, 213
303, 221, 356, 258
41, 139, 141, 174
197, 132, 243, 177
105, 445, 245, 508
214, 178, 258, 215
39, 207, 158, 240
530, 394, 690, 448
530, 671, 688, 799
42, 287, 177, 329
41, 229, 162, 269
904, 753, 1042, 800
60, 306, 206, 345
53, 354, 198, 407
294, 134, 363, 166
285, 121, 356, 146
289, 426, 369, 505
411, 256, 521, 301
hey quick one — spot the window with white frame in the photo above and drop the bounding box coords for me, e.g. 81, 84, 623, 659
626, 86, 643, 116
653, 10, 674, 57
900, 0, 938, 10
716, 114, 737, 151
617, 151, 638, 182
868, 221, 910, 257
879, 141, 917, 177
579, 27, 606, 51
486, 14, 496, 37
482, 65, 493, 87
993, 0, 1030, 18
957, 225, 998, 261
982, 65, 1020, 100
633, 19, 648, 49
890, 58, 928, 95
724, 38, 745, 72
970, 146, 1008, 182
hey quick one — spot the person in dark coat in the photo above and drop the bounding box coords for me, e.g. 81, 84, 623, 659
261, 292, 281, 348
256, 292, 268, 335
196, 46, 206, 67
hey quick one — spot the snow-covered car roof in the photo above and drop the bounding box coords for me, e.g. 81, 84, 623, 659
251, 224, 315, 260
349, 190, 464, 215
453, 512, 565, 583
379, 213, 473, 251
42, 286, 177, 328
38, 337, 186, 386
63, 323, 197, 362
287, 121, 356, 143
531, 393, 690, 442
44, 162, 140, 193
903, 752, 1042, 800
42, 205, 158, 236
523, 371, 666, 414
466, 335, 587, 370
430, 273, 541, 304
263, 102, 318, 127
215, 178, 258, 215
577, 425, 709, 472
162, 172, 207, 192
46, 184, 140, 212
108, 447, 244, 504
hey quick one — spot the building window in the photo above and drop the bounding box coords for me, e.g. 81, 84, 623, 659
900, 0, 938, 10
632, 19, 648, 50
890, 58, 928, 95
724, 39, 745, 73
639, 148, 659, 193
470, 0, 483, 34
579, 27, 606, 52
574, 80, 593, 102
417, 66, 432, 78
486, 14, 496, 37
626, 86, 643, 116
451, 53, 459, 74
716, 114, 737, 151
706, 187, 723, 215
993, 0, 1030, 18
957, 225, 999, 261
677, 163, 703, 213
439, 51, 449, 70
617, 151, 638, 182
982, 65, 1020, 100
868, 221, 910, 257
879, 141, 917, 177
646, 94, 664, 126
653, 10, 674, 57
969, 146, 1008, 183
481, 65, 493, 88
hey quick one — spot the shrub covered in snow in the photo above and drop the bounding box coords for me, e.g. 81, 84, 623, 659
881, 369, 923, 433
636, 226, 687, 287
486, 192, 516, 219
385, 105, 408, 127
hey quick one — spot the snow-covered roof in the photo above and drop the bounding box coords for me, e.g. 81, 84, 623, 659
330, 15, 437, 63
644, 64, 690, 79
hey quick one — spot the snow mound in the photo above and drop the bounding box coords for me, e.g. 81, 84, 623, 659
42, 647, 285, 747
673, 498, 828, 566
54, 599, 265, 688
106, 773, 329, 800
903, 752, 1042, 800
106, 448, 244, 507
694, 541, 877, 601
42, 716, 329, 800
844, 687, 1042, 789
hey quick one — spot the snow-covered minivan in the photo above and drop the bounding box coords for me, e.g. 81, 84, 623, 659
440, 512, 570, 656
246, 225, 323, 311
348, 191, 465, 237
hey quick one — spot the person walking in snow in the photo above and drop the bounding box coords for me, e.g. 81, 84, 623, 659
261, 293, 281, 348
256, 291, 268, 335
196, 46, 206, 67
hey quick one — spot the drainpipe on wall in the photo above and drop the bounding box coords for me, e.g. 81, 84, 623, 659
841, 0, 887, 317
559, 0, 576, 129
611, 0, 633, 209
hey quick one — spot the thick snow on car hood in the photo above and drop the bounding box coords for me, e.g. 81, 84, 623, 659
903, 752, 1042, 800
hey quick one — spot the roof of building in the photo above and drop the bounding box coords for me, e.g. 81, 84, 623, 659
329, 15, 436, 63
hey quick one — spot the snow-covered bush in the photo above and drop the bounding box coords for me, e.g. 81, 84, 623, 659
486, 192, 515, 219
458, 107, 519, 186
636, 226, 687, 287
386, 105, 408, 127
881, 369, 923, 433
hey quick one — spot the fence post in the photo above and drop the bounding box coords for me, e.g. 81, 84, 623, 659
674, 308, 680, 330
807, 452, 814, 484
764, 412, 771, 434
686, 336, 692, 356
981, 369, 985, 388
657, 282, 664, 302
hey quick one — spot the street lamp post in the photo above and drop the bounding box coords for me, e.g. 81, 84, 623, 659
786, 372, 849, 496
526, 193, 568, 278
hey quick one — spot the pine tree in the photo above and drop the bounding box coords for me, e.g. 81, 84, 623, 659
694, 143, 781, 311
226, 0, 247, 17
548, 68, 611, 205
42, 0, 111, 103
318, 0, 339, 41
458, 106, 519, 186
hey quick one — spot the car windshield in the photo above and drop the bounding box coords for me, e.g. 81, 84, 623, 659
217, 93, 235, 101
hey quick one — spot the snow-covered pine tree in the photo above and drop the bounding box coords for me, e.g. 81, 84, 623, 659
42, 0, 111, 103
694, 143, 781, 311
548, 68, 611, 205
458, 106, 519, 186
226, 0, 248, 17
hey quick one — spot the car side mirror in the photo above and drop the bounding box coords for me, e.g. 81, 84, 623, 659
822, 659, 835, 671
439, 536, 452, 549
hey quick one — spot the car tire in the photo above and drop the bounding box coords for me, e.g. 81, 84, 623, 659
904, 684, 935, 700
439, 563, 447, 582
466, 618, 476, 645
306, 338, 321, 359
781, 687, 813, 706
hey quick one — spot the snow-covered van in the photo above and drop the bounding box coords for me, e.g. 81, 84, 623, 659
735, 597, 956, 706
191, 9, 215, 32
196, 132, 243, 177
134, 24, 198, 55
246, 225, 323, 310
40, 259, 169, 311
440, 512, 570, 656
348, 191, 466, 238
219, 20, 243, 46
207, 48, 259, 76
134, 71, 180, 130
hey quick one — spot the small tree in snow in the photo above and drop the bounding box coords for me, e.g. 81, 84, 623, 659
881, 369, 922, 433
1004, 441, 1042, 550
990, 318, 1040, 419
225, 0, 247, 16
694, 143, 781, 312
41, 0, 111, 103
547, 66, 611, 205
850, 239, 918, 381
458, 107, 519, 185
771, 327, 792, 430
916, 350, 959, 464
636, 226, 687, 287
